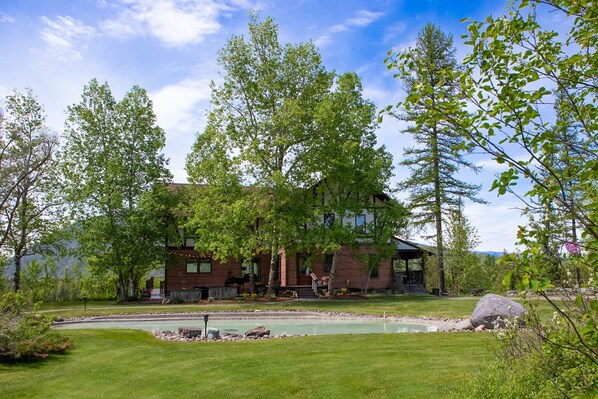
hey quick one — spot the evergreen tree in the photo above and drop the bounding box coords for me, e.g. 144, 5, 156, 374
384, 23, 484, 292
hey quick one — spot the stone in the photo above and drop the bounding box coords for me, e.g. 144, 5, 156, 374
455, 318, 474, 331
207, 327, 220, 339
470, 294, 526, 329
245, 326, 270, 338
474, 324, 486, 332
178, 327, 202, 338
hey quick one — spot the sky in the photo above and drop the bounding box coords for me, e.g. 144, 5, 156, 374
0, 0, 531, 252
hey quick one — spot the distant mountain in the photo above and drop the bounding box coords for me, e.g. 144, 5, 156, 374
476, 251, 505, 258
4, 239, 83, 279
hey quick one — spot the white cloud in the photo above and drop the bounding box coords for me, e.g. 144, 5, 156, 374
328, 9, 383, 34
150, 78, 215, 182
0, 12, 15, 23
100, 0, 252, 47
39, 16, 96, 61
346, 10, 384, 27
330, 24, 349, 33
150, 78, 212, 136
313, 34, 332, 48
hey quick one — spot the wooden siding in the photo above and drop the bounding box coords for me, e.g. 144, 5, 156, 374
165, 248, 271, 295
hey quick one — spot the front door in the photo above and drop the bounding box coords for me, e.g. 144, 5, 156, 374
296, 254, 312, 285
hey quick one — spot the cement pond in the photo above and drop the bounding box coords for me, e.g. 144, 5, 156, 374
53, 311, 444, 335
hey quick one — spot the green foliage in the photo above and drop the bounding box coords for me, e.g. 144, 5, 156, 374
62, 79, 171, 300
445, 203, 482, 294
0, 88, 60, 292
0, 292, 71, 361
449, 1, 598, 396
17, 258, 116, 302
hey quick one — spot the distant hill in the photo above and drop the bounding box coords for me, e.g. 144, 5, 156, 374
476, 251, 505, 258
4, 239, 83, 279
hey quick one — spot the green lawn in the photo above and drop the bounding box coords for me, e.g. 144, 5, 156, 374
40, 295, 481, 319
5, 295, 554, 398
0, 329, 494, 399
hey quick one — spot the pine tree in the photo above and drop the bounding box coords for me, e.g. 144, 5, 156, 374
385, 23, 485, 292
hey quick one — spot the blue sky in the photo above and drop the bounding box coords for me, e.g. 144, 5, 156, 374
0, 0, 527, 252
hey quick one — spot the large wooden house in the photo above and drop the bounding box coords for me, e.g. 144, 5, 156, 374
164, 184, 431, 298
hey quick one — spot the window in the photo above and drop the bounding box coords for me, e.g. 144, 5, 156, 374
241, 258, 260, 279
186, 259, 211, 274
324, 254, 334, 273
355, 214, 366, 232
186, 262, 198, 273
324, 213, 335, 228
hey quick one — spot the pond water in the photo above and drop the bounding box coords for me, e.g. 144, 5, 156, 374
54, 315, 438, 335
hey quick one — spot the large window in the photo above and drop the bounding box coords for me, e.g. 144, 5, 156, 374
241, 258, 261, 279
186, 258, 212, 274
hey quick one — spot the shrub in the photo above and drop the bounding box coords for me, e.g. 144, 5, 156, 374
0, 292, 72, 361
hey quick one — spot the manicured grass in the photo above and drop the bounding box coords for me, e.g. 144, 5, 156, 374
0, 329, 494, 399
39, 295, 481, 319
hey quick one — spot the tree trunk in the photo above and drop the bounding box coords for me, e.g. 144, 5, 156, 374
117, 270, 127, 301
266, 247, 278, 297
327, 252, 337, 295
361, 268, 372, 296
243, 259, 255, 294
13, 251, 22, 292
431, 127, 446, 293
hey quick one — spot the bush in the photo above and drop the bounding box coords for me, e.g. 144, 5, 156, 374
0, 292, 72, 361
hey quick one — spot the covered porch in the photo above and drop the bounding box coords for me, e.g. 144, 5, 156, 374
392, 237, 433, 295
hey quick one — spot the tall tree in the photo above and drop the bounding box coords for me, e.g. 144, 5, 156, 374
62, 79, 171, 300
1, 89, 59, 292
186, 15, 401, 296
384, 23, 484, 293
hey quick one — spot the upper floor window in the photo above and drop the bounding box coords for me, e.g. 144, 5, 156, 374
355, 214, 366, 232
324, 213, 335, 228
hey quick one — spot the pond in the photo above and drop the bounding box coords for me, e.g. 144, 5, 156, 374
53, 312, 439, 336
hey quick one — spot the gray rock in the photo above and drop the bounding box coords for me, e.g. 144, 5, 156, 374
178, 326, 202, 338
471, 294, 526, 329
207, 327, 220, 339
455, 318, 474, 331
245, 326, 270, 338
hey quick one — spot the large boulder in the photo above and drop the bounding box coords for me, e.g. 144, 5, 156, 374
471, 294, 526, 329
